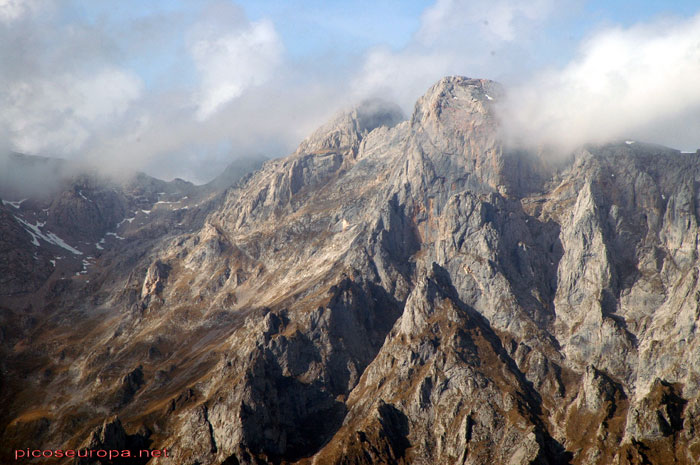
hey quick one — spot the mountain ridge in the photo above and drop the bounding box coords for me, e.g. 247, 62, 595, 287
1, 76, 699, 465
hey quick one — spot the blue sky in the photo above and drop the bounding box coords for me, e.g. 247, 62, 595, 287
64, 0, 700, 83
585, 0, 699, 24
2, 0, 700, 182
240, 1, 431, 57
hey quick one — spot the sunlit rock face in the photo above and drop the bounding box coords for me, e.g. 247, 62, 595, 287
2, 76, 700, 465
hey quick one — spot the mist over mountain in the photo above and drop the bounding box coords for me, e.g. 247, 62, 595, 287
2, 1, 700, 183
2, 76, 700, 464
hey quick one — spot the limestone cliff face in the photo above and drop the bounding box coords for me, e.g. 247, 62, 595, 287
2, 77, 700, 465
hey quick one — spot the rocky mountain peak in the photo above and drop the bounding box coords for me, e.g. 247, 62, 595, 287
402, 76, 506, 194
296, 98, 404, 155
411, 76, 500, 127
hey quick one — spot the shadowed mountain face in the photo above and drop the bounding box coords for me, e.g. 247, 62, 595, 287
1, 76, 700, 465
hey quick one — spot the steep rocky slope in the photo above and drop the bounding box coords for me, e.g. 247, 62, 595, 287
1, 76, 700, 464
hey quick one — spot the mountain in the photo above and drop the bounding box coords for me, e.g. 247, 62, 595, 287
204, 156, 269, 193
1, 76, 700, 465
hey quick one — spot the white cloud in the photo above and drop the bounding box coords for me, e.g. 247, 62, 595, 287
82, 76, 345, 183
2, 68, 143, 154
0, 0, 145, 158
189, 17, 282, 120
0, 0, 44, 23
418, 0, 557, 43
0, 0, 287, 179
353, 47, 456, 111
352, 0, 569, 111
4, 0, 700, 185
501, 13, 700, 152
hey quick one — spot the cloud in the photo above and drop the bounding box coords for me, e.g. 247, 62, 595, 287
3, 0, 700, 187
4, 0, 569, 184
501, 12, 700, 153
418, 0, 558, 43
0, 1, 290, 182
188, 4, 283, 120
3, 68, 142, 154
352, 0, 570, 110
82, 74, 346, 183
0, 0, 45, 23
0, 0, 144, 159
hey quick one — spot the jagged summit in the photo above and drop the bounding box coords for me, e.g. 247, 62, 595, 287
411, 76, 501, 125
296, 98, 405, 155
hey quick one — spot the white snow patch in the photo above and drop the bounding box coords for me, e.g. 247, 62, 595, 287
79, 258, 94, 274
95, 242, 103, 250
14, 216, 83, 254
27, 232, 40, 246
141, 209, 151, 214
105, 232, 125, 240
485, 94, 493, 101
625, 140, 635, 145
2, 198, 27, 208
78, 190, 92, 202
45, 231, 83, 255
117, 216, 136, 226
50, 260, 56, 267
